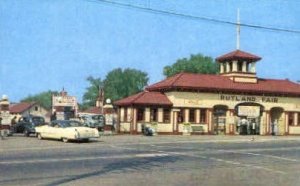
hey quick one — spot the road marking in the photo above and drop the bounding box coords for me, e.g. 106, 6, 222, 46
0, 153, 171, 165
219, 150, 300, 163
208, 157, 286, 175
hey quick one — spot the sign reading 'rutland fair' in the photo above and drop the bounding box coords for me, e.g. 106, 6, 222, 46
220, 94, 279, 103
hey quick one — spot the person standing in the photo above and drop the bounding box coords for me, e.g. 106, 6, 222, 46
274, 119, 278, 136
252, 120, 256, 135
271, 121, 275, 135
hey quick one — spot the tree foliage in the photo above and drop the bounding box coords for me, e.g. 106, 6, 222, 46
82, 76, 104, 109
163, 54, 219, 77
21, 90, 58, 110
104, 68, 149, 101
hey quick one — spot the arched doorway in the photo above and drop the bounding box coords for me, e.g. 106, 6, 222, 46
213, 105, 228, 135
235, 102, 264, 135
270, 107, 284, 135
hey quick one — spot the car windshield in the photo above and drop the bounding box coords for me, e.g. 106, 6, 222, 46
60, 121, 83, 128
32, 117, 45, 124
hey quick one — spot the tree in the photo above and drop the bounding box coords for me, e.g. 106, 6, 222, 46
104, 68, 149, 101
82, 76, 104, 109
21, 90, 58, 110
163, 54, 219, 77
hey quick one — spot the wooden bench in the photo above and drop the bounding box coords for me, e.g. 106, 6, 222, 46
191, 126, 204, 134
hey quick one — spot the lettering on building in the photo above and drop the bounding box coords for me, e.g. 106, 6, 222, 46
220, 95, 278, 103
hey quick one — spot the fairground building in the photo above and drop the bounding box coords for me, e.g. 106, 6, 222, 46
115, 48, 300, 136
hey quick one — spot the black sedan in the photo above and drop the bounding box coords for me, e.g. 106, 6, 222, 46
11, 116, 45, 137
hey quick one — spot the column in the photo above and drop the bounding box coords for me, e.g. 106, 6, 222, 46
285, 113, 289, 135
220, 64, 225, 73
294, 113, 298, 126
173, 111, 178, 133
185, 109, 189, 123
145, 108, 150, 122
120, 107, 124, 122
242, 61, 247, 72
158, 108, 163, 123
133, 108, 137, 133
232, 60, 238, 72
265, 111, 270, 135
195, 109, 200, 123
208, 109, 213, 134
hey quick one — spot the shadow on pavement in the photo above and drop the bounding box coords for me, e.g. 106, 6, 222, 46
44, 155, 180, 186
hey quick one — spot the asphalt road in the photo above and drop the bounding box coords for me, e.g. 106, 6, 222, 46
1, 135, 300, 186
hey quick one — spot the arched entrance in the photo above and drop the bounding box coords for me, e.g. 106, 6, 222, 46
270, 107, 284, 135
213, 105, 228, 135
235, 102, 264, 135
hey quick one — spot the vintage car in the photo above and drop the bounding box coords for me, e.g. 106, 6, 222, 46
35, 120, 99, 142
11, 115, 45, 137
81, 114, 105, 131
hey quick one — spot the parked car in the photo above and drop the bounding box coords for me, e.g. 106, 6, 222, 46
35, 120, 99, 142
81, 114, 105, 131
11, 115, 45, 137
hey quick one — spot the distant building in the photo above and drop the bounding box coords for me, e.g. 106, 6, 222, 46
52, 89, 78, 120
115, 49, 300, 135
9, 102, 49, 122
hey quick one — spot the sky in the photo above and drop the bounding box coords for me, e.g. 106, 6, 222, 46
0, 0, 300, 103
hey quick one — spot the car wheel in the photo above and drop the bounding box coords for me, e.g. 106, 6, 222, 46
37, 133, 43, 140
62, 138, 68, 143
23, 130, 30, 137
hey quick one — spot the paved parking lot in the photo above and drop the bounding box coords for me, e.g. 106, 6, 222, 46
2, 135, 300, 186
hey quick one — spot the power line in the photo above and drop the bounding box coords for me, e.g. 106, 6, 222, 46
85, 0, 300, 34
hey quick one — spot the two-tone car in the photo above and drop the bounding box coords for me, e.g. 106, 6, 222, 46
35, 120, 99, 142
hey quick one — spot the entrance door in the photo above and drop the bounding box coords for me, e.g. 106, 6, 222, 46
270, 107, 284, 135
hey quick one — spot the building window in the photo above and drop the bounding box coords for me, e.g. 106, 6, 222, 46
298, 113, 300, 125
288, 112, 294, 126
200, 109, 207, 123
124, 107, 128, 122
137, 108, 145, 122
229, 62, 233, 72
189, 109, 195, 123
150, 108, 158, 122
163, 108, 170, 123
177, 109, 185, 123
35, 106, 39, 111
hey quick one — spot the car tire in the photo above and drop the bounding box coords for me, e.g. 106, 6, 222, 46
24, 130, 30, 137
62, 138, 68, 143
37, 133, 43, 140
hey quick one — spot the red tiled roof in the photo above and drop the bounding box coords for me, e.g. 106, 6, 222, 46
146, 73, 300, 96
83, 107, 103, 114
216, 50, 261, 62
114, 91, 173, 106
9, 102, 36, 114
